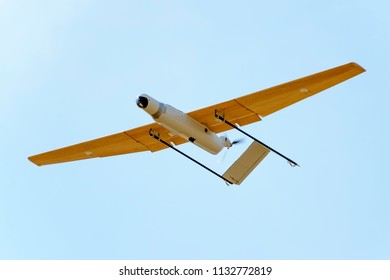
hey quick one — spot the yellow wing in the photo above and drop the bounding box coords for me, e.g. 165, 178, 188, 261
28, 123, 187, 166
188, 62, 365, 133
28, 62, 365, 166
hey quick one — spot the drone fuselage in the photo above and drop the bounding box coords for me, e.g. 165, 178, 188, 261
136, 94, 230, 154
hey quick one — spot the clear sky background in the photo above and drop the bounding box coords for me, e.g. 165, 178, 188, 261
1, 0, 389, 260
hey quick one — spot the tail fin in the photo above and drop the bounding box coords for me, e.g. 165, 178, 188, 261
223, 141, 269, 185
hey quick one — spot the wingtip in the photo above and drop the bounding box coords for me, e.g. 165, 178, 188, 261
348, 62, 366, 73
28, 156, 42, 166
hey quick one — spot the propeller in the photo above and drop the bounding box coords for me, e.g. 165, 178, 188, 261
218, 136, 245, 164
230, 138, 245, 146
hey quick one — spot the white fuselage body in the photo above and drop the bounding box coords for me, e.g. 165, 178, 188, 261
136, 94, 228, 154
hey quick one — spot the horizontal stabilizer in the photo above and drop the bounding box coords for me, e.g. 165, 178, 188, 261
223, 141, 269, 185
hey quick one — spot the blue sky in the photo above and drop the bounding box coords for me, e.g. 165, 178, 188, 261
1, 0, 389, 259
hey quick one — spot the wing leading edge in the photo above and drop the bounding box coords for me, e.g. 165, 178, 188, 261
28, 62, 365, 166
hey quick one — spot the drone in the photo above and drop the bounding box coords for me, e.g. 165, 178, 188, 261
29, 62, 365, 185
